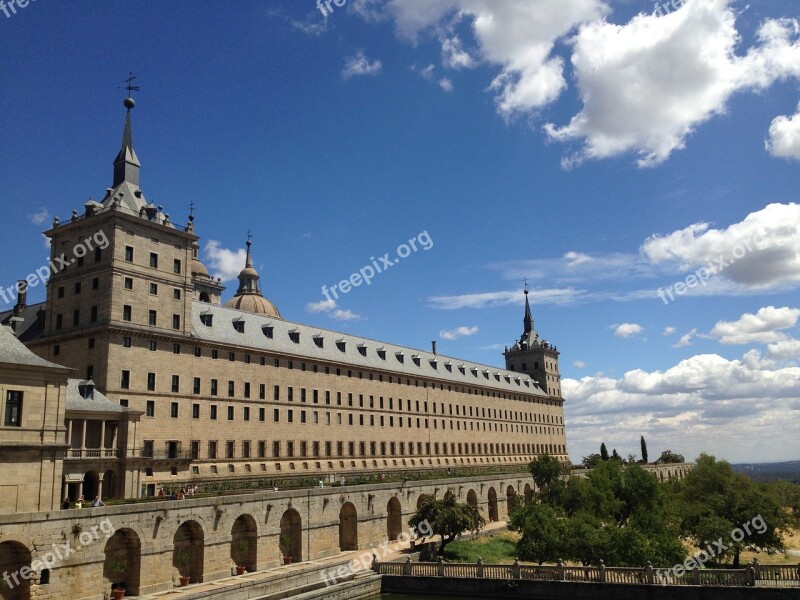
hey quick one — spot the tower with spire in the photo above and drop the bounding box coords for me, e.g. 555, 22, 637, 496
503, 287, 562, 399
223, 238, 281, 317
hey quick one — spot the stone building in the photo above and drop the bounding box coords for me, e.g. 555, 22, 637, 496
1, 97, 568, 501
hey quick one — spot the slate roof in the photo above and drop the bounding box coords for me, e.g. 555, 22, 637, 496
0, 324, 67, 370
65, 379, 124, 413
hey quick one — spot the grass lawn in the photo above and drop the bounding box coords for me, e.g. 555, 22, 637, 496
444, 530, 520, 564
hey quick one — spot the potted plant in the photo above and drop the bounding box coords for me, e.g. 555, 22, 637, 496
279, 534, 292, 565
235, 540, 248, 575
174, 550, 190, 586
110, 560, 127, 599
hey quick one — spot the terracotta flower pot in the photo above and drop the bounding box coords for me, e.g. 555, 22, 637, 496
179, 576, 190, 587
236, 565, 247, 575
282, 556, 292, 565
112, 589, 126, 600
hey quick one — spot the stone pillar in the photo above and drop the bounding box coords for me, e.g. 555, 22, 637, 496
66, 419, 73, 448
80, 420, 87, 452
100, 420, 106, 451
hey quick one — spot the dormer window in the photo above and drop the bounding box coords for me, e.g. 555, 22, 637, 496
429, 359, 438, 369
357, 344, 367, 357
470, 367, 478, 377
262, 325, 274, 339
336, 340, 346, 352
396, 352, 405, 364
494, 372, 501, 381
411, 355, 421, 367
232, 319, 245, 333
200, 313, 213, 327
289, 330, 300, 344
377, 348, 386, 360
444, 362, 452, 372
458, 364, 465, 374
313, 335, 324, 349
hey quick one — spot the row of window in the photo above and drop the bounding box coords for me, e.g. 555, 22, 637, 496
143, 438, 566, 461
123, 245, 182, 274
122, 276, 182, 300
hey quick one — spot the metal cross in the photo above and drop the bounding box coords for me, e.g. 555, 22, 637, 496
523, 277, 529, 292
189, 201, 195, 217
123, 72, 140, 96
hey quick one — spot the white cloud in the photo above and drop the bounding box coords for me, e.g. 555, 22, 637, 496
573, 360, 587, 368
440, 34, 476, 69
419, 63, 436, 79
29, 207, 49, 225
673, 328, 697, 348
614, 323, 643, 338
342, 51, 383, 79
546, 3, 800, 167
563, 351, 800, 463
428, 287, 584, 309
350, 0, 388, 22
710, 306, 800, 345
767, 339, 800, 361
438, 77, 454, 92
439, 325, 479, 340
305, 299, 361, 321
663, 327, 677, 336
204, 240, 246, 282
641, 203, 800, 291
767, 102, 800, 161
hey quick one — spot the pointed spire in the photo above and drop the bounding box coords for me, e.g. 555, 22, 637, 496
113, 97, 141, 187
235, 238, 261, 295
523, 288, 534, 334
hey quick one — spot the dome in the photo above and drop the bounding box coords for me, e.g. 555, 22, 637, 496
224, 294, 281, 317
191, 257, 210, 278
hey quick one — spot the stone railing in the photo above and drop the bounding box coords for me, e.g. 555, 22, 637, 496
376, 558, 800, 588
65, 448, 121, 459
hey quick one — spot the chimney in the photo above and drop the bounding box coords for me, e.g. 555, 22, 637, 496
13, 280, 27, 316
431, 340, 437, 355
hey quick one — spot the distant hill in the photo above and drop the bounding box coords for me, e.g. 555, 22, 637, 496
732, 461, 800, 483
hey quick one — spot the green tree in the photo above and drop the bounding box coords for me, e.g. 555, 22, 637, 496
640, 436, 649, 464
678, 454, 788, 568
656, 450, 685, 464
510, 502, 567, 565
409, 492, 485, 555
611, 448, 621, 461
600, 443, 609, 461
581, 453, 603, 469
528, 454, 568, 505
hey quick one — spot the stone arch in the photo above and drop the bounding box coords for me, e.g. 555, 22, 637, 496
173, 520, 204, 584
386, 497, 402, 541
102, 469, 116, 500
279, 508, 302, 562
231, 514, 258, 572
466, 489, 478, 511
0, 541, 31, 600
416, 493, 431, 509
83, 470, 99, 501
103, 528, 141, 595
487, 487, 498, 522
199, 292, 210, 303
506, 485, 516, 503
524, 484, 533, 503
339, 502, 358, 551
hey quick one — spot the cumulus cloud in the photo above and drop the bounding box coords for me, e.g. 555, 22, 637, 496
439, 325, 479, 340
419, 63, 436, 79
673, 328, 697, 348
342, 51, 383, 79
305, 299, 361, 321
439, 77, 454, 92
767, 339, 800, 361
710, 306, 800, 345
641, 203, 800, 291
29, 208, 49, 225
574, 360, 587, 368
440, 33, 476, 69
663, 327, 677, 336
767, 103, 800, 161
204, 240, 246, 282
614, 323, 643, 338
563, 351, 800, 462
546, 2, 800, 167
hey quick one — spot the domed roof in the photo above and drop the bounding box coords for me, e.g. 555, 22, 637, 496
224, 294, 281, 317
191, 257, 210, 278
222, 238, 281, 317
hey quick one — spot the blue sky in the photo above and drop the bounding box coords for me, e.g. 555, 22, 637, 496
1, 0, 799, 464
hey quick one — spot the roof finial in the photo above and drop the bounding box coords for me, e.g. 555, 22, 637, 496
523, 281, 533, 334
245, 232, 253, 268
122, 72, 140, 111
523, 277, 529, 295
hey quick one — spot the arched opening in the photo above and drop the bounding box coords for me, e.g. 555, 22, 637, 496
173, 520, 204, 584
199, 292, 210, 303
487, 487, 498, 522
339, 503, 358, 551
524, 484, 533, 503
103, 528, 141, 595
279, 509, 302, 563
102, 470, 116, 500
0, 541, 31, 600
386, 497, 402, 541
416, 494, 431, 510
506, 485, 516, 503
466, 489, 478, 511
83, 470, 99, 501
231, 514, 258, 573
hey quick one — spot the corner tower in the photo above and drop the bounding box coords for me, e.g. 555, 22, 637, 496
503, 288, 561, 399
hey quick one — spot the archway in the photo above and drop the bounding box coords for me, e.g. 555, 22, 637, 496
416, 494, 431, 510
487, 487, 498, 522
279, 509, 302, 563
339, 503, 358, 551
386, 497, 402, 541
231, 514, 258, 572
524, 484, 533, 503
103, 470, 116, 500
83, 470, 99, 501
0, 541, 31, 600
103, 528, 141, 595
466, 489, 478, 511
173, 520, 204, 584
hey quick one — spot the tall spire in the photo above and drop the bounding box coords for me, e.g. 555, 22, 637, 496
112, 96, 141, 187
235, 239, 261, 295
523, 287, 534, 334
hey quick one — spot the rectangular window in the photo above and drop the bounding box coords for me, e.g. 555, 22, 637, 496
210, 405, 218, 420
273, 409, 280, 422
244, 382, 251, 399
146, 400, 155, 417
172, 314, 180, 329
193, 377, 201, 394
211, 379, 218, 396
149, 252, 158, 268
148, 310, 157, 326
58, 286, 65, 298
148, 341, 157, 351
149, 283, 158, 295
56, 314, 63, 329
272, 441, 280, 458
228, 381, 235, 397
124, 246, 134, 262
208, 441, 218, 459
242, 440, 251, 458
171, 375, 179, 393
72, 310, 80, 326
227, 406, 234, 420
259, 384, 266, 400
123, 305, 132, 321
121, 370, 130, 389
173, 288, 181, 300
147, 372, 156, 391
170, 402, 179, 418
259, 407, 265, 422
173, 344, 181, 354
90, 305, 98, 322
258, 441, 266, 458
173, 259, 182, 274
274, 385, 280, 401
192, 404, 200, 419
3, 391, 22, 427
243, 407, 250, 421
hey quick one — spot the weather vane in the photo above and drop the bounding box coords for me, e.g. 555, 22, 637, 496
122, 72, 140, 97
247, 230, 253, 243
523, 277, 529, 292
189, 201, 195, 217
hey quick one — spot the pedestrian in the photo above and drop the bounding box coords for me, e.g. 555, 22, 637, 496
92, 496, 104, 507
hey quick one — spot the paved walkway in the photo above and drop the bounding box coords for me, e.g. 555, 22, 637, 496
137, 521, 510, 598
